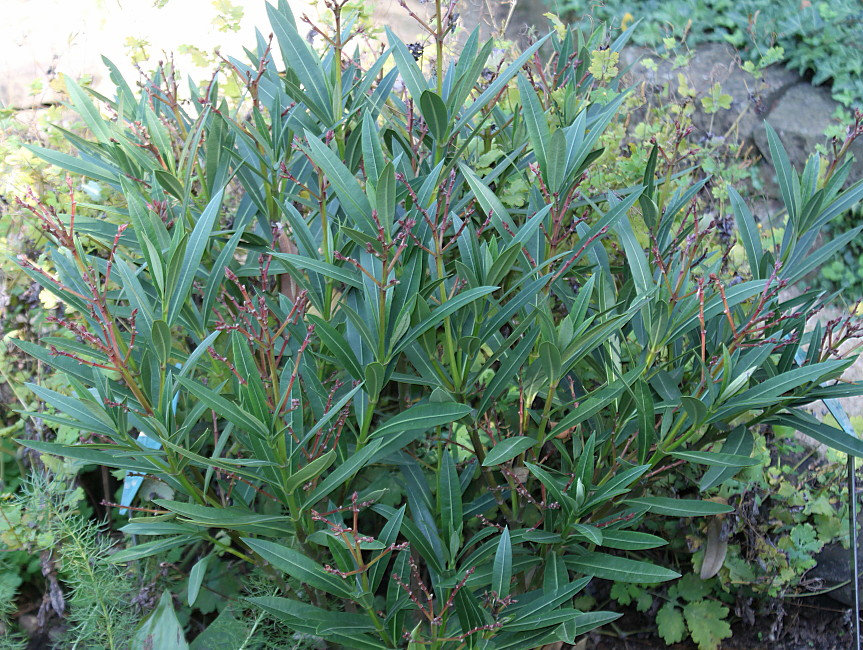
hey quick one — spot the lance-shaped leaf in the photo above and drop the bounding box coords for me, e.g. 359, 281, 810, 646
566, 552, 680, 583
452, 33, 551, 134
242, 538, 353, 598
386, 27, 429, 102
517, 74, 551, 177
302, 130, 374, 232
175, 376, 268, 438
493, 527, 513, 598
267, 2, 332, 122
438, 450, 462, 543
483, 437, 536, 466
167, 189, 224, 325
626, 497, 733, 517
728, 185, 763, 279
768, 410, 863, 458
391, 286, 498, 356
302, 440, 383, 509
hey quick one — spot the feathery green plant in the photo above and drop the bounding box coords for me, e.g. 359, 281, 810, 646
1, 473, 134, 649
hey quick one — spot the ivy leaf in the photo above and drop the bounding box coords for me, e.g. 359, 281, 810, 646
656, 603, 685, 645
683, 600, 732, 650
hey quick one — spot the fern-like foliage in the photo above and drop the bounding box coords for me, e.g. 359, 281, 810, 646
17, 474, 136, 649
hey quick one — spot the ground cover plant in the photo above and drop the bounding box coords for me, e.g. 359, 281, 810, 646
559, 0, 863, 108
5, 0, 863, 647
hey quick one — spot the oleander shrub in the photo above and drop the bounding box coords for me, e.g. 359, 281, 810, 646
6, 1, 863, 647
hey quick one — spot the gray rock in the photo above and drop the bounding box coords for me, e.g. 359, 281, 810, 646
621, 43, 800, 145
810, 538, 863, 608
754, 83, 863, 187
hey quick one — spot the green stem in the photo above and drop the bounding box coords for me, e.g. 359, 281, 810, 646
357, 396, 379, 448
360, 572, 396, 647
535, 381, 559, 446
435, 246, 461, 390
435, 0, 444, 96
647, 411, 689, 466
205, 534, 256, 564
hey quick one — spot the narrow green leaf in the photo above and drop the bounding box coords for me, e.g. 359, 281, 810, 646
571, 523, 603, 545
634, 379, 654, 464
710, 359, 849, 421
508, 579, 590, 619
539, 340, 562, 384
476, 327, 539, 416
386, 28, 429, 102
438, 450, 462, 543
285, 449, 336, 494
302, 130, 373, 231
669, 451, 759, 468
64, 77, 112, 143
728, 186, 763, 278
131, 591, 189, 650
18, 440, 156, 473
700, 426, 754, 490
525, 462, 575, 515
550, 365, 644, 437
483, 437, 535, 466
267, 2, 332, 122
546, 129, 568, 194
188, 555, 210, 606
626, 497, 733, 516
303, 440, 383, 509
493, 527, 513, 598
364, 361, 385, 400
614, 206, 651, 296
369, 506, 406, 592
25, 384, 114, 436
375, 163, 396, 236
370, 403, 471, 441
167, 189, 224, 325
23, 145, 120, 184
599, 530, 668, 550
155, 500, 293, 535
573, 611, 623, 637
271, 253, 363, 290
116, 259, 156, 338
154, 169, 184, 200
566, 552, 680, 583
764, 123, 798, 225
681, 396, 707, 425
419, 90, 449, 141
242, 538, 352, 597
452, 34, 551, 134
459, 163, 516, 235
362, 112, 385, 184
246, 596, 374, 633
151, 319, 172, 365
175, 377, 268, 438
202, 225, 245, 328
307, 315, 363, 380
768, 410, 863, 458
109, 536, 196, 563
517, 74, 550, 176
392, 286, 498, 356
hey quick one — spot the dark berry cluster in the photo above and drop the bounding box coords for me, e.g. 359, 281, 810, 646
406, 42, 424, 61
